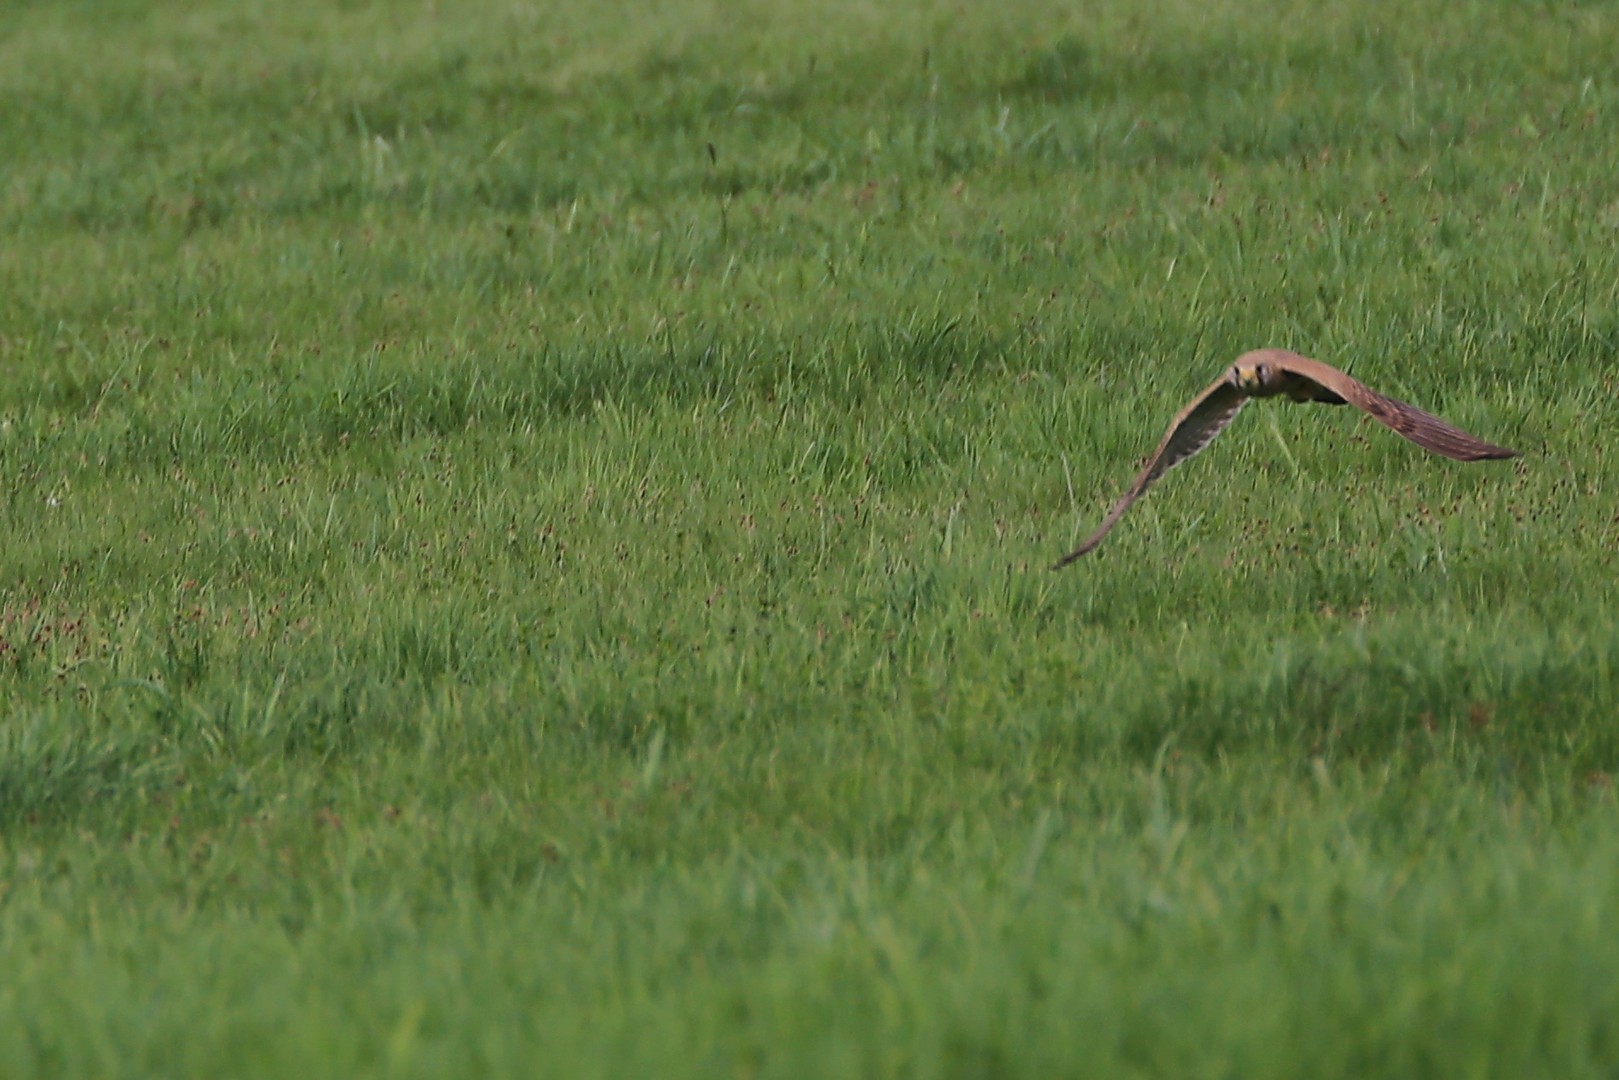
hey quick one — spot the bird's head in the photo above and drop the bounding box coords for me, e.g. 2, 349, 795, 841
1230, 357, 1276, 393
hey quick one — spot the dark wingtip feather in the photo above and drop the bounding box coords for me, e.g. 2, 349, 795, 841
1051, 548, 1089, 570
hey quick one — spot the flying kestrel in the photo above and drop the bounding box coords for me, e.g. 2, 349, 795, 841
1054, 348, 1518, 567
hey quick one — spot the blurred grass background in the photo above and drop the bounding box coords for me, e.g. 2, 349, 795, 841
1, 0, 1617, 1075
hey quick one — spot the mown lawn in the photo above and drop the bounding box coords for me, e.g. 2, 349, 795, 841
2, 0, 1618, 1075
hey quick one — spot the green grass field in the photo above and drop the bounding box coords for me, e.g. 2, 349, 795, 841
3, 0, 1619, 1074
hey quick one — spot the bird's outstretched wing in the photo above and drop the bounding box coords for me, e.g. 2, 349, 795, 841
1274, 354, 1518, 462
1054, 377, 1248, 568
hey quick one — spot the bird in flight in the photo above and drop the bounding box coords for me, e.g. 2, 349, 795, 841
1054, 348, 1518, 567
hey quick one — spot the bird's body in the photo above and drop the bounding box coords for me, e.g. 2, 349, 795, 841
1054, 349, 1517, 567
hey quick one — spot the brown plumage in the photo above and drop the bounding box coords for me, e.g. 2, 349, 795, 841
1054, 349, 1518, 567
